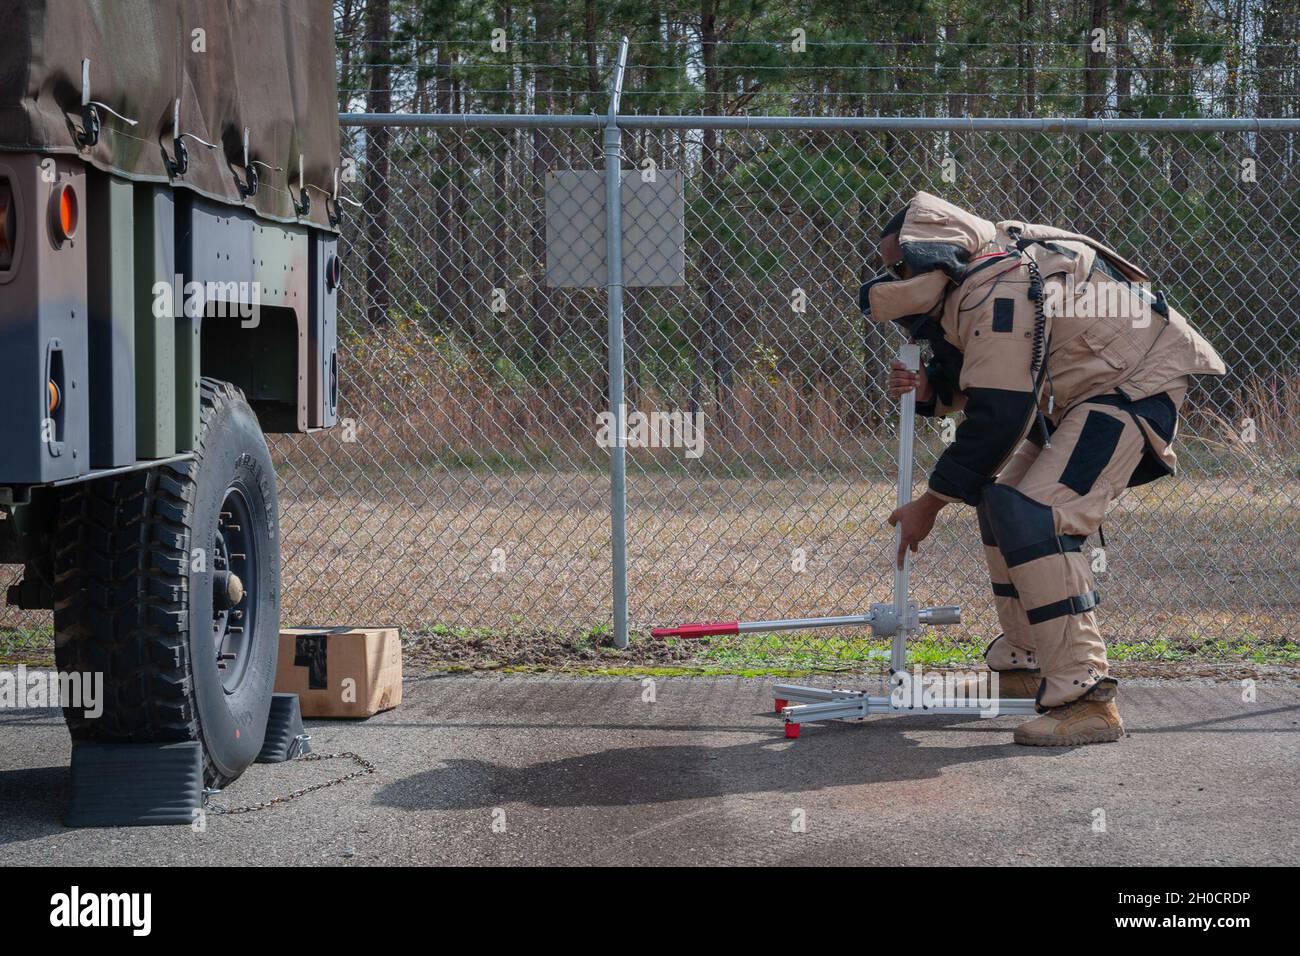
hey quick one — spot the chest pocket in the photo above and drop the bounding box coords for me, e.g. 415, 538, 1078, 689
1076, 273, 1156, 371
1080, 309, 1145, 372
957, 284, 1037, 393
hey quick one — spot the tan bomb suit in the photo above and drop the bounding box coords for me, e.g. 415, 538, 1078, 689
868, 192, 1225, 708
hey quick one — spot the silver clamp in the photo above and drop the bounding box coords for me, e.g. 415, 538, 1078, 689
869, 601, 962, 638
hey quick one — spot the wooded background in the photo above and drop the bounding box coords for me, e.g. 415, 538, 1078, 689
336, 1, 1300, 119
329, 0, 1299, 458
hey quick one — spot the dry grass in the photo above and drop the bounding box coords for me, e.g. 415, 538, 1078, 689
259, 347, 1298, 661
3, 348, 1296, 671
1201, 373, 1300, 473
289, 324, 897, 475
266, 466, 1299, 648
3, 467, 1295, 669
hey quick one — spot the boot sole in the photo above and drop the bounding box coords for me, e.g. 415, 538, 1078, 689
1013, 724, 1124, 746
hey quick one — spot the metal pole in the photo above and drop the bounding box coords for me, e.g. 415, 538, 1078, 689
606, 37, 630, 649
891, 343, 920, 672
340, 113, 1300, 134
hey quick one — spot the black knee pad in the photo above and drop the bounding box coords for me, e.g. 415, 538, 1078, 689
981, 484, 1085, 568
976, 499, 998, 547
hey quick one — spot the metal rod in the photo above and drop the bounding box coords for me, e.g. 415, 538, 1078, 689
606, 37, 631, 650
772, 684, 866, 702
340, 113, 1300, 133
652, 611, 876, 639
47, 452, 197, 487
784, 698, 870, 720
340, 112, 607, 129
620, 115, 1300, 133
783, 696, 1039, 722
739, 613, 875, 634
891, 343, 920, 672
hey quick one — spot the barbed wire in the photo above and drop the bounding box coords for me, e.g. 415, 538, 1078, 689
339, 30, 1300, 120
341, 37, 1300, 50
340, 63, 1300, 76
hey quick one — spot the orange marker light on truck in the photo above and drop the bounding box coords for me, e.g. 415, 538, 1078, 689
48, 379, 61, 415
50, 181, 78, 243
0, 179, 14, 269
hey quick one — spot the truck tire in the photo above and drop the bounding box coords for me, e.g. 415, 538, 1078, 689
54, 378, 281, 788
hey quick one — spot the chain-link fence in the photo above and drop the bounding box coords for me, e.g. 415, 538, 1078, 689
3, 113, 1298, 668
284, 112, 1300, 667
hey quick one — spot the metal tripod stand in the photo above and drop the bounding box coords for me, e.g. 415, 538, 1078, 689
652, 343, 1038, 737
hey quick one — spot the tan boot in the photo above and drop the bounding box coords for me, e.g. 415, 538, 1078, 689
953, 668, 1041, 700
1013, 678, 1124, 746
989, 669, 1041, 699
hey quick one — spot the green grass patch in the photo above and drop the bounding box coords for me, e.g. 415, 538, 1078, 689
691, 629, 986, 671
500, 664, 823, 678
1108, 635, 1300, 664
0, 626, 54, 665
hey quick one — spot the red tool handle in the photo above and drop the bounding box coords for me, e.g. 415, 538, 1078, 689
650, 620, 739, 639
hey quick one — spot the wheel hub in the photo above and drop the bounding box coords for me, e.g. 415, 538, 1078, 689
212, 570, 244, 610
211, 486, 258, 693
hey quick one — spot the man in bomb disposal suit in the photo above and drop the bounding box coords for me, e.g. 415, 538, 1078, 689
865, 192, 1225, 745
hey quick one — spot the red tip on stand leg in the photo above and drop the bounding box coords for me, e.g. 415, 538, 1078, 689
774, 698, 788, 713
650, 620, 740, 639
784, 721, 801, 739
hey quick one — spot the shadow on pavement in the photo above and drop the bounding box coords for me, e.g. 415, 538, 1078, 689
1136, 703, 1300, 733
0, 764, 70, 846
374, 713, 1068, 811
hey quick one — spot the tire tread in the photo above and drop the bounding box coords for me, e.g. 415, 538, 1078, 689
54, 379, 248, 784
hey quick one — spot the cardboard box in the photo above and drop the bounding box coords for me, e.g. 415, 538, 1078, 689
276, 627, 402, 718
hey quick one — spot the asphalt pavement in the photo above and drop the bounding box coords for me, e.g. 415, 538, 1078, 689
1, 673, 1296, 865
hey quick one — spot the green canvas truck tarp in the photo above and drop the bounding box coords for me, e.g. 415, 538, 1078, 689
0, 0, 339, 231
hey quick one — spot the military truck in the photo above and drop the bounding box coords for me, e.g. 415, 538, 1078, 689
0, 0, 341, 787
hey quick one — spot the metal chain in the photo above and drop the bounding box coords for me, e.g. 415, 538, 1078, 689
204, 751, 376, 815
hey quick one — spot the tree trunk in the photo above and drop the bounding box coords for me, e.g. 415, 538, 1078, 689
453, 63, 472, 342
338, 0, 357, 114
364, 0, 392, 329
530, 1, 557, 369
1114, 20, 1130, 111
695, 0, 733, 436
1021, 0, 1037, 116
435, 45, 454, 328
1076, 0, 1109, 236
488, 1, 513, 345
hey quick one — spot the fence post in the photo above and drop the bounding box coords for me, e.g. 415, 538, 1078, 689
605, 37, 630, 649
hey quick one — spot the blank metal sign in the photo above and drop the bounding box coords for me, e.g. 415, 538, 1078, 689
544, 170, 685, 288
